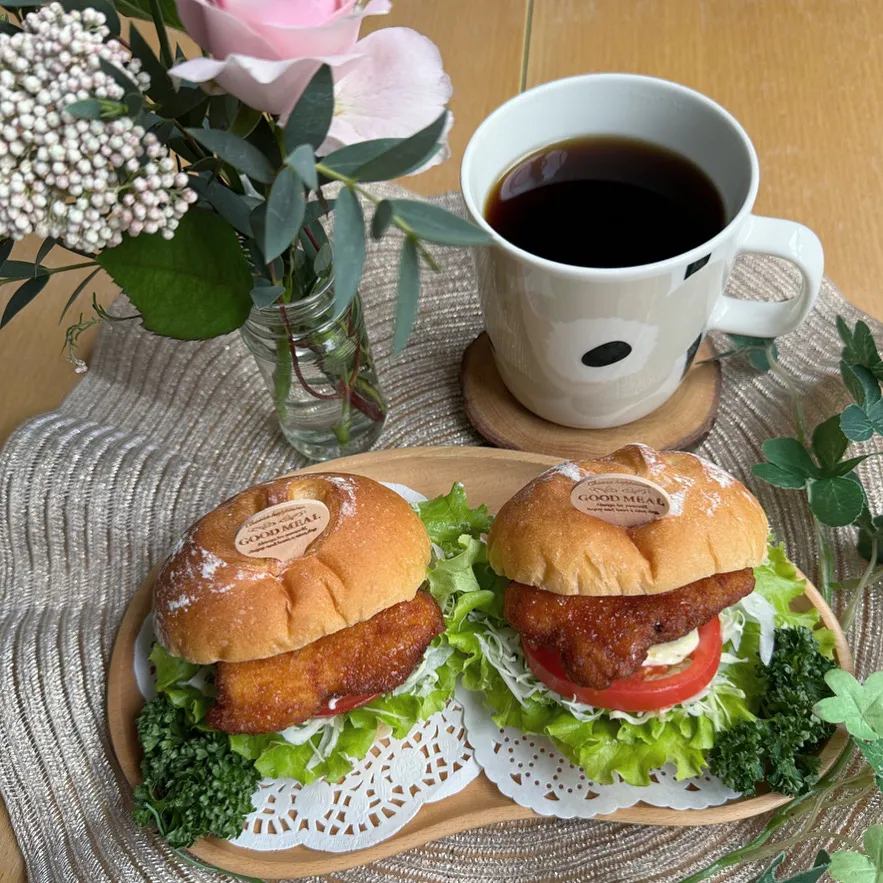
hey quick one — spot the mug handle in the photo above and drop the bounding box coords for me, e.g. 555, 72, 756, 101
707, 215, 824, 337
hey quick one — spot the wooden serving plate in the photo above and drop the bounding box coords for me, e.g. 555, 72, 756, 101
107, 446, 852, 880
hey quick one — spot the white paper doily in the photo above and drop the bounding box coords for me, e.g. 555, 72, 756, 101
458, 688, 739, 817
133, 480, 480, 853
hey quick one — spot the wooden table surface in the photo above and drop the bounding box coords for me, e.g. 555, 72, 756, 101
2, 1, 882, 879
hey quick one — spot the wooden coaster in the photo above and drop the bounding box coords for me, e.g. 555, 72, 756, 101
461, 333, 722, 459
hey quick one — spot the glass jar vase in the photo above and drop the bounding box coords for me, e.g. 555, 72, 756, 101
240, 278, 387, 461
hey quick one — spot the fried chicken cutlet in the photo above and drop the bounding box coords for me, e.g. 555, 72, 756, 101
504, 568, 755, 690
207, 590, 444, 733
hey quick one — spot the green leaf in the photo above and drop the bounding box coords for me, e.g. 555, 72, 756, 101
808, 476, 866, 526
0, 239, 14, 273
350, 111, 448, 182
129, 24, 174, 104
811, 415, 850, 473
842, 404, 876, 442
842, 361, 882, 407
250, 283, 283, 308
416, 482, 493, 554
855, 738, 883, 790
35, 238, 56, 266
749, 343, 778, 373
97, 56, 140, 98
0, 261, 47, 280
857, 513, 883, 565
371, 200, 393, 240
112, 0, 184, 30
263, 167, 305, 262
829, 826, 883, 883
832, 455, 871, 476
0, 21, 21, 35
65, 99, 104, 120
186, 128, 275, 184
1, 274, 49, 327
394, 237, 420, 354
762, 437, 820, 478
814, 670, 883, 741
752, 851, 831, 883
96, 208, 253, 339
313, 243, 331, 275
751, 462, 809, 489
59, 267, 101, 321
304, 198, 334, 226
229, 104, 262, 138
283, 64, 333, 153
245, 115, 282, 169
189, 175, 258, 237
331, 187, 365, 315
62, 0, 120, 34
388, 199, 491, 246
322, 139, 406, 177
286, 144, 318, 191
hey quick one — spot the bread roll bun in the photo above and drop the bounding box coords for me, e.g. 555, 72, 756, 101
487, 444, 768, 597
154, 473, 431, 663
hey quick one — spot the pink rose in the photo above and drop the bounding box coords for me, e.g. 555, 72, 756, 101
170, 1, 452, 166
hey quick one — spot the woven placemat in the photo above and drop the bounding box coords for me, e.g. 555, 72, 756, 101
0, 185, 881, 882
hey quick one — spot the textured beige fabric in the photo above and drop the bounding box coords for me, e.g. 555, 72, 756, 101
0, 185, 881, 882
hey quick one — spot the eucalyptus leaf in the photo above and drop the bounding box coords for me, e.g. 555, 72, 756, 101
394, 237, 420, 354
96, 208, 253, 339
349, 111, 448, 182
808, 475, 866, 526
283, 64, 333, 153
371, 200, 393, 240
59, 267, 101, 321
331, 187, 365, 315
186, 128, 275, 184
189, 176, 256, 237
65, 99, 104, 120
304, 198, 334, 225
761, 437, 821, 478
0, 21, 21, 35
250, 283, 284, 308
61, 0, 120, 34
246, 116, 282, 169
159, 87, 208, 121
230, 105, 262, 139
313, 243, 331, 275
811, 414, 850, 473
264, 167, 305, 262
1, 274, 49, 328
286, 144, 318, 190
752, 462, 808, 489
388, 199, 491, 246
129, 24, 174, 104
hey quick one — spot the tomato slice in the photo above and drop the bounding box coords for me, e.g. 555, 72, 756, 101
523, 617, 723, 713
314, 692, 379, 717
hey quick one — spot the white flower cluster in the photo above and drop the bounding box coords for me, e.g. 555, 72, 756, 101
0, 3, 197, 253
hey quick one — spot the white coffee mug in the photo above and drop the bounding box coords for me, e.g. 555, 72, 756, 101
460, 74, 824, 429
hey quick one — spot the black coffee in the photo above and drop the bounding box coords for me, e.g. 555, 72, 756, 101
484, 136, 726, 268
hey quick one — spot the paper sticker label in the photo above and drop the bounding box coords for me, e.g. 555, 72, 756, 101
235, 499, 330, 562
570, 474, 671, 527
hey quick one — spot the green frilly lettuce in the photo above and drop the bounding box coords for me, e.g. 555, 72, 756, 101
148, 482, 493, 785
448, 539, 836, 787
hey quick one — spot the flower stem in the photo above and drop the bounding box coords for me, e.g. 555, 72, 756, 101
841, 537, 878, 631
767, 345, 807, 445
148, 0, 173, 68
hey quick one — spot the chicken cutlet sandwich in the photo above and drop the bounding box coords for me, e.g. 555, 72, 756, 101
448, 444, 837, 788
134, 473, 490, 848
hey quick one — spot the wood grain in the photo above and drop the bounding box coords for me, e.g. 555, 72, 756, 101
461, 334, 722, 457
105, 447, 851, 880
524, 0, 883, 319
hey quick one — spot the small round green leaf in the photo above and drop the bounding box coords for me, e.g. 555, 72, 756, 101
808, 476, 865, 526
841, 403, 875, 442
761, 437, 821, 478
